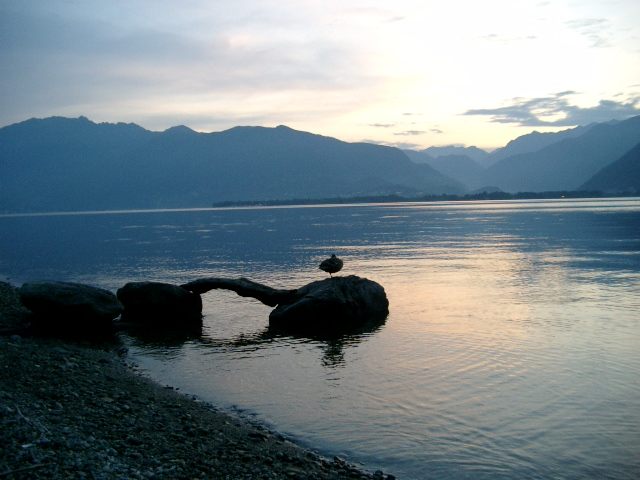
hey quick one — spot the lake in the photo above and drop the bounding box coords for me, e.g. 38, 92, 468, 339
1, 198, 639, 479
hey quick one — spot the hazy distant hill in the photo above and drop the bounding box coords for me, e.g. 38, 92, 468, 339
0, 117, 464, 212
481, 115, 640, 192
405, 151, 485, 189
580, 142, 640, 193
402, 149, 435, 165
422, 145, 489, 164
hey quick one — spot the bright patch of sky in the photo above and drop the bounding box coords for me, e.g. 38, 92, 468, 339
1, 0, 639, 149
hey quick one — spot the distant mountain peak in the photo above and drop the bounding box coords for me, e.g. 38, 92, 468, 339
163, 125, 195, 135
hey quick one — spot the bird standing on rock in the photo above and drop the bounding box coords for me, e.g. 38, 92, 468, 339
319, 254, 343, 277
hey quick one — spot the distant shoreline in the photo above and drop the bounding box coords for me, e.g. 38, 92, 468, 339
211, 190, 638, 208
1, 191, 638, 218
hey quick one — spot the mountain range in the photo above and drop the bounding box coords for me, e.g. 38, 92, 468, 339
406, 116, 640, 193
0, 116, 463, 212
580, 142, 640, 193
0, 115, 638, 213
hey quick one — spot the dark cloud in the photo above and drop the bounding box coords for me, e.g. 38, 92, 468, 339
368, 123, 396, 128
393, 130, 426, 136
430, 128, 444, 134
464, 92, 640, 126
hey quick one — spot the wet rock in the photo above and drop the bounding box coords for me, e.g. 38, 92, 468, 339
19, 281, 122, 333
117, 282, 202, 325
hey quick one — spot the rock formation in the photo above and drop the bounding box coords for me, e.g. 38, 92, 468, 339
15, 275, 389, 337
116, 282, 202, 324
181, 275, 389, 333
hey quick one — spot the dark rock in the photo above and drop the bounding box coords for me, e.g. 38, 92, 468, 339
117, 282, 202, 324
269, 276, 389, 333
180, 275, 389, 334
19, 281, 122, 333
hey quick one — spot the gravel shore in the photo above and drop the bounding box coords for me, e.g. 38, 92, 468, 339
0, 282, 394, 479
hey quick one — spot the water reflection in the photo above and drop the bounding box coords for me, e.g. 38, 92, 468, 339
2, 198, 640, 480
121, 322, 203, 350
123, 314, 386, 368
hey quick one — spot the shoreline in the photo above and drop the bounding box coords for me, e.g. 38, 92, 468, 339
0, 282, 394, 479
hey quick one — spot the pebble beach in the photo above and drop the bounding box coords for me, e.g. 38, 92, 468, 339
0, 282, 394, 479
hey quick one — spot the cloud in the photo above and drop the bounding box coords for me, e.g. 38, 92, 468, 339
481, 33, 538, 43
464, 92, 640, 126
430, 128, 444, 134
566, 18, 611, 48
368, 123, 396, 128
393, 130, 426, 136
0, 2, 380, 128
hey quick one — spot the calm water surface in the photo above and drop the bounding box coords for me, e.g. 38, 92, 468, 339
1, 198, 639, 479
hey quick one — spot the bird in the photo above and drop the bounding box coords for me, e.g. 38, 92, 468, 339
319, 254, 343, 277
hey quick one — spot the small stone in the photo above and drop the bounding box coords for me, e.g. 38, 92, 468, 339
248, 431, 268, 442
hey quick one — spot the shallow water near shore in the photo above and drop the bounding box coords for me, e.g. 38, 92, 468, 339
1, 198, 640, 479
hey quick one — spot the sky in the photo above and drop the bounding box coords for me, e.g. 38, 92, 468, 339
1, 0, 639, 150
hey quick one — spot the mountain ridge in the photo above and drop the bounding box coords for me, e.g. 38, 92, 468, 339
580, 142, 640, 193
0, 116, 464, 212
479, 116, 640, 192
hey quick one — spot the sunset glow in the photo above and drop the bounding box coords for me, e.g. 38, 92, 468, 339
1, 0, 639, 149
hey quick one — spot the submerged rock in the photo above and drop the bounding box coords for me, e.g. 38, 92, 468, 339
19, 281, 123, 333
117, 282, 202, 324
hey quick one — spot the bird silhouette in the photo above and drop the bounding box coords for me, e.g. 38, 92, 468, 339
319, 254, 343, 277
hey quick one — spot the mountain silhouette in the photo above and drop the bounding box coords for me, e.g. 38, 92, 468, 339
480, 116, 640, 192
580, 142, 640, 193
0, 117, 464, 212
485, 123, 598, 166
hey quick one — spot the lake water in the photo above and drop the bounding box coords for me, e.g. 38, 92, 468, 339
1, 198, 639, 479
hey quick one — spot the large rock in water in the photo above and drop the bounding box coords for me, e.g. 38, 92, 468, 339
269, 275, 389, 332
19, 281, 123, 333
117, 282, 202, 324
180, 275, 389, 334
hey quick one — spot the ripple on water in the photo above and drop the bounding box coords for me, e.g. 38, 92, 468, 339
2, 199, 640, 480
